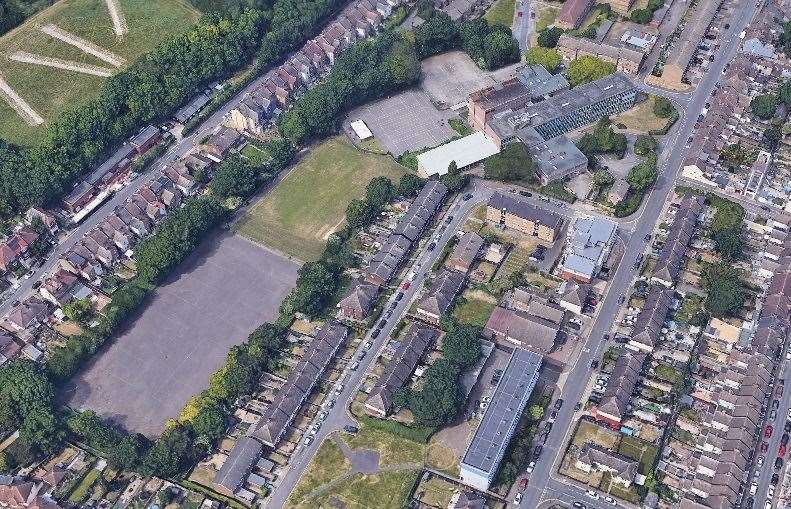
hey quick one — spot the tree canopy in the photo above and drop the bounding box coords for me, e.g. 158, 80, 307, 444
537, 26, 563, 48
702, 263, 747, 318
524, 47, 562, 73
626, 153, 658, 192
567, 55, 616, 87
633, 135, 657, 157
442, 324, 482, 369
483, 142, 538, 183
750, 94, 779, 120
652, 96, 676, 118
712, 227, 743, 261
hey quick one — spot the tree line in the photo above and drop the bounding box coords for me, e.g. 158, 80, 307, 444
0, 0, 342, 220
279, 32, 421, 144
414, 12, 520, 71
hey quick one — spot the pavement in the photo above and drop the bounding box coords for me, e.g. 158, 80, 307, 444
518, 0, 761, 507
265, 180, 498, 509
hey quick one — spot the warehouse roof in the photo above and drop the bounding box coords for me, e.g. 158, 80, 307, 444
417, 132, 500, 177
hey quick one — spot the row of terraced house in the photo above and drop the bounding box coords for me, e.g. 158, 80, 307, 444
227, 0, 403, 136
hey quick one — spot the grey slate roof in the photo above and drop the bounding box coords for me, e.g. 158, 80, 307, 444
250, 322, 347, 447
653, 194, 703, 284
213, 437, 262, 494
416, 270, 465, 319
365, 324, 437, 415
487, 192, 563, 229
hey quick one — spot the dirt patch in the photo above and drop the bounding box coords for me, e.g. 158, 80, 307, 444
0, 71, 44, 125
41, 24, 125, 67
104, 0, 129, 36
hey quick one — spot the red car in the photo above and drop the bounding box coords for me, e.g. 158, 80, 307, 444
780, 445, 787, 458
766, 425, 774, 438
401, 281, 411, 290
762, 441, 770, 453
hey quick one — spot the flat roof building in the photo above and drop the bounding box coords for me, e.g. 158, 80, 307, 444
460, 348, 542, 490
559, 215, 617, 283
416, 132, 500, 178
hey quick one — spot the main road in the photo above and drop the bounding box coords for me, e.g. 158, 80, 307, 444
519, 0, 760, 506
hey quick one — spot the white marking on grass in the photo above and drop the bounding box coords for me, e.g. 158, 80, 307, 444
0, 71, 45, 126
104, 0, 129, 37
40, 24, 126, 67
10, 51, 115, 77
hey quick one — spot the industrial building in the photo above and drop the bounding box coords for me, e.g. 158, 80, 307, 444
459, 348, 542, 490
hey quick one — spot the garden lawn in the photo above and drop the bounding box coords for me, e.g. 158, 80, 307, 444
536, 5, 558, 31
453, 292, 497, 326
0, 0, 201, 145
236, 136, 407, 261
68, 469, 100, 503
288, 437, 351, 506
484, 0, 516, 27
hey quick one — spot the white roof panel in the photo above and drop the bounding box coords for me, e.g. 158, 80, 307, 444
416, 132, 499, 176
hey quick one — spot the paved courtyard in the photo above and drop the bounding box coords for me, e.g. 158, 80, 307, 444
419, 50, 519, 107
347, 89, 456, 156
63, 233, 298, 435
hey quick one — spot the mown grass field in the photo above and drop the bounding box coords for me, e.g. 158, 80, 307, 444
236, 136, 407, 261
0, 0, 201, 145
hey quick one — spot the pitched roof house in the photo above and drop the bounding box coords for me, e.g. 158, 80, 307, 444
484, 306, 559, 354
3, 296, 50, 333
0, 477, 61, 509
39, 269, 82, 306
337, 279, 380, 321
446, 232, 484, 273
365, 324, 437, 416
415, 270, 465, 325
575, 443, 639, 487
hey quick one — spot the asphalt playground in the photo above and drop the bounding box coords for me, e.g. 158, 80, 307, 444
63, 232, 298, 436
347, 89, 456, 156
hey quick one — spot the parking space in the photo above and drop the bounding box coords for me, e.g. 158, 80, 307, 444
419, 50, 515, 107
347, 89, 456, 156
64, 233, 298, 435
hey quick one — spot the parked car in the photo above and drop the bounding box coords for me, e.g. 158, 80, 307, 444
780, 444, 786, 458
554, 399, 564, 410
585, 490, 600, 500
766, 425, 774, 438
343, 425, 359, 434
775, 456, 784, 469
463, 193, 473, 200
772, 473, 780, 485
604, 497, 617, 506
762, 441, 769, 452
525, 461, 536, 474
782, 432, 789, 446
371, 329, 380, 339
514, 493, 522, 504
533, 445, 543, 458
427, 241, 436, 251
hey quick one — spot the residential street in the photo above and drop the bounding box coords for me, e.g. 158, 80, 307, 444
511, 0, 534, 53
265, 181, 498, 508
0, 68, 281, 318
518, 1, 760, 507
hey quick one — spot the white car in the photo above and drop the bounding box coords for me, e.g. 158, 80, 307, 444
604, 497, 617, 506
786, 350, 791, 361
766, 501, 773, 509
787, 407, 791, 420
304, 435, 313, 446
586, 490, 600, 500
768, 485, 775, 499
758, 456, 764, 467
751, 482, 758, 495
318, 411, 328, 421
514, 493, 522, 504
525, 461, 535, 474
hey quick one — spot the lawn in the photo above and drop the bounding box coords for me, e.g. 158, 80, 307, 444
0, 0, 201, 145
617, 435, 658, 475
453, 290, 497, 326
614, 96, 673, 134
302, 469, 420, 509
484, 0, 516, 27
417, 477, 457, 507
288, 437, 351, 506
236, 136, 407, 261
68, 468, 100, 503
346, 426, 425, 466
240, 142, 272, 166
572, 420, 621, 450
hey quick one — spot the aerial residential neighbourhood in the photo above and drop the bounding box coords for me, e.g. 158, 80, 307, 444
0, 0, 790, 508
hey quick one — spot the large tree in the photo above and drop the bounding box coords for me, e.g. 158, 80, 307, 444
567, 56, 616, 87
483, 143, 538, 183
442, 324, 482, 369
525, 47, 562, 73
750, 94, 779, 120
702, 263, 747, 317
